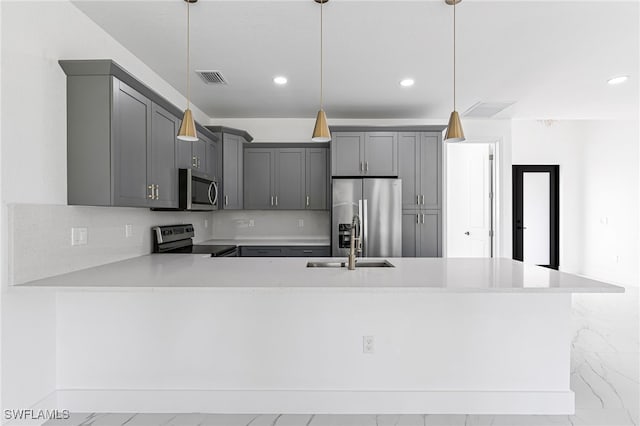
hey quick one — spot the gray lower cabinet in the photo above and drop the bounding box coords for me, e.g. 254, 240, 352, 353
66, 75, 179, 208
398, 132, 442, 210
221, 134, 244, 209
402, 210, 441, 257
331, 131, 397, 176
240, 246, 330, 257
244, 146, 327, 210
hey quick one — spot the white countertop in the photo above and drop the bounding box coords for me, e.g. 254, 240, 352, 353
17, 256, 624, 293
199, 237, 330, 246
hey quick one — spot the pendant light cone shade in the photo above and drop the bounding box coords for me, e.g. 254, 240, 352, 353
178, 0, 198, 142
445, 111, 465, 142
311, 0, 331, 142
444, 0, 465, 143
178, 109, 198, 142
312, 109, 331, 142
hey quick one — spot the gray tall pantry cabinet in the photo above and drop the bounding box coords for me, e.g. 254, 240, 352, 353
330, 126, 444, 257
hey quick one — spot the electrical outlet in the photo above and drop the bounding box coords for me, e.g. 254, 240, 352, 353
298, 219, 304, 228
71, 227, 88, 246
125, 224, 133, 238
363, 336, 374, 354
204, 219, 209, 228
249, 219, 255, 227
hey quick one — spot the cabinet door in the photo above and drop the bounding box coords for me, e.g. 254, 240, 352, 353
401, 211, 420, 257
192, 139, 206, 172
419, 133, 442, 209
149, 103, 178, 208
286, 246, 331, 257
244, 148, 275, 209
203, 135, 218, 179
275, 148, 306, 209
112, 80, 151, 207
305, 148, 328, 210
364, 132, 397, 176
240, 246, 285, 257
331, 132, 364, 176
176, 140, 194, 170
398, 132, 420, 210
222, 134, 243, 209
418, 210, 441, 257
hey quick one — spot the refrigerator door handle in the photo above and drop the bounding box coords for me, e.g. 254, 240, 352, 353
363, 199, 368, 257
358, 199, 363, 257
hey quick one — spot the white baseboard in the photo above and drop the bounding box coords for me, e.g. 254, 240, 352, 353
53, 389, 575, 415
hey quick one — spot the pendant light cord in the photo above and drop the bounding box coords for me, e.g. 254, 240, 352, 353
320, 0, 324, 110
453, 0, 456, 112
187, 1, 191, 110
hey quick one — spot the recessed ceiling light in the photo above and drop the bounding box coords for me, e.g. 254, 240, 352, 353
400, 78, 415, 87
607, 75, 629, 85
273, 76, 288, 85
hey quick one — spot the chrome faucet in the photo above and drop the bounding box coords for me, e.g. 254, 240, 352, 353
348, 215, 362, 270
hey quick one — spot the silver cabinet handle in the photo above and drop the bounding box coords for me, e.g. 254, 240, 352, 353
306, 196, 310, 207
422, 213, 425, 224
365, 161, 369, 172
155, 184, 159, 200
421, 195, 425, 205
192, 156, 197, 168
360, 162, 363, 173
416, 213, 419, 224
224, 195, 228, 206
416, 195, 420, 205
271, 196, 274, 206
148, 184, 154, 199
275, 195, 278, 206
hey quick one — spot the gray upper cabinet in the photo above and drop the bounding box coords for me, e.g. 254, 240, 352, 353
331, 131, 397, 176
244, 148, 275, 209
221, 134, 244, 210
149, 103, 179, 208
275, 148, 306, 209
402, 210, 441, 257
398, 132, 442, 210
112, 79, 152, 207
305, 148, 328, 210
243, 145, 328, 210
61, 60, 220, 209
332, 132, 364, 176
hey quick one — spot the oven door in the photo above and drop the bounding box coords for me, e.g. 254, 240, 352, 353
179, 169, 218, 211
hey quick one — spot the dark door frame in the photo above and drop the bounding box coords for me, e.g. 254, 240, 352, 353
512, 165, 560, 269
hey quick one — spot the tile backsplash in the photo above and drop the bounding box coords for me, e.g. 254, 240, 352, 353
210, 210, 330, 240
7, 204, 213, 285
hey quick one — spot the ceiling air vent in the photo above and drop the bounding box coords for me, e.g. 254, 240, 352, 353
196, 70, 228, 85
463, 102, 515, 118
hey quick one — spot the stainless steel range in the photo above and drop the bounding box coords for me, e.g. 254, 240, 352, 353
152, 224, 238, 256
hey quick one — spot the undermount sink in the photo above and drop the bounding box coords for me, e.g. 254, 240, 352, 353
306, 260, 395, 268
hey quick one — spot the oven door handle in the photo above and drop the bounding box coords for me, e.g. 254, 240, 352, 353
208, 181, 219, 206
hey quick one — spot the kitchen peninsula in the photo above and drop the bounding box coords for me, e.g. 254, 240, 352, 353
18, 257, 622, 416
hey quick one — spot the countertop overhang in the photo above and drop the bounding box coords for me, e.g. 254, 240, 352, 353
17, 256, 624, 293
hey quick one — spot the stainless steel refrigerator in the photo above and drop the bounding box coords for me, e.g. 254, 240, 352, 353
331, 178, 402, 257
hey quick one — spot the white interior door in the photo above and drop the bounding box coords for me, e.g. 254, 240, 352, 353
522, 172, 550, 265
446, 143, 492, 257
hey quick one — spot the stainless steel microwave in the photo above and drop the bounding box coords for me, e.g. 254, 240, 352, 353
179, 169, 218, 211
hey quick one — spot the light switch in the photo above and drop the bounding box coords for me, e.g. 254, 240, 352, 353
249, 219, 255, 227
71, 227, 88, 246
125, 224, 133, 238
298, 219, 304, 228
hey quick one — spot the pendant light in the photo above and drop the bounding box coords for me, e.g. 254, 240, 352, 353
177, 0, 198, 142
311, 0, 331, 142
444, 0, 465, 143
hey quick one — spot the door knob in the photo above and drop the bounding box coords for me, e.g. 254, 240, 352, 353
464, 231, 470, 236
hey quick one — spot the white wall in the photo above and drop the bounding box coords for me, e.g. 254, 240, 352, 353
0, 0, 208, 415
512, 120, 639, 288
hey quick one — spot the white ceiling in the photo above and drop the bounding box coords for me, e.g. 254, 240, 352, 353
72, 0, 639, 120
